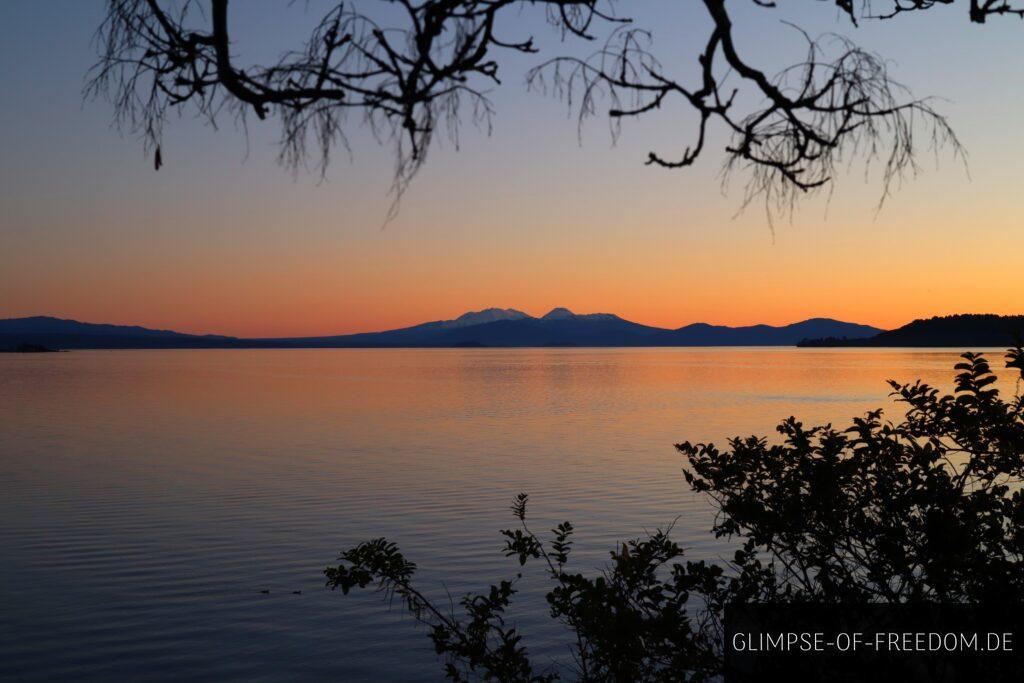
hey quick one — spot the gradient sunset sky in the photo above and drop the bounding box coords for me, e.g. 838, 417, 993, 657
1, 1, 1022, 338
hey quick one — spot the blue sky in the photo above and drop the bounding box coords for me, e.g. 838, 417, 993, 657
1, 1, 1021, 336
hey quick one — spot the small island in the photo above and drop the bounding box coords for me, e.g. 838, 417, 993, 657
0, 343, 60, 353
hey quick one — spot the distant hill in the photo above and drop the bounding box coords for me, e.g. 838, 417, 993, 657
0, 310, 884, 350
667, 318, 883, 346
0, 316, 237, 349
286, 308, 666, 347
798, 314, 1024, 348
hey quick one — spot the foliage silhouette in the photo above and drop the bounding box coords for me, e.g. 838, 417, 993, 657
680, 345, 1024, 604
326, 346, 1024, 681
88, 1, 985, 218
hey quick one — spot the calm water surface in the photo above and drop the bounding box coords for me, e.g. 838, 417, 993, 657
0, 348, 1013, 681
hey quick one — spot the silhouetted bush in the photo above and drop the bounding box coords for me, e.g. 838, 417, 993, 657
326, 346, 1024, 681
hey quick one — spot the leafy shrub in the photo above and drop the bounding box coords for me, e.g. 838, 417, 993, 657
326, 347, 1024, 681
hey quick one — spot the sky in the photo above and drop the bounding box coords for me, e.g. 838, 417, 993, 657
1, 1, 1022, 338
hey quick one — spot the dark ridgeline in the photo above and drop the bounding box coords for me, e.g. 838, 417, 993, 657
0, 310, 883, 350
0, 316, 240, 350
799, 314, 1024, 348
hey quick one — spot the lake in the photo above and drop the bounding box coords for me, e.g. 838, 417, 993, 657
0, 347, 1015, 681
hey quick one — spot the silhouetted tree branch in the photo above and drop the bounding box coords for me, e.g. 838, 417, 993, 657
87, 0, 618, 212
849, 0, 1024, 23
88, 1, 990, 218
526, 1, 964, 222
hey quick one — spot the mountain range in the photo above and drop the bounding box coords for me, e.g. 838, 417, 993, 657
0, 309, 883, 350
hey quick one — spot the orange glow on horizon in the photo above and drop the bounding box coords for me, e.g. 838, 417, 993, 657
4, 298, 1021, 340
3, 0, 1024, 342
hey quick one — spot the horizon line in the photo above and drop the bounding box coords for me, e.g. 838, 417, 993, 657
0, 307, 932, 339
